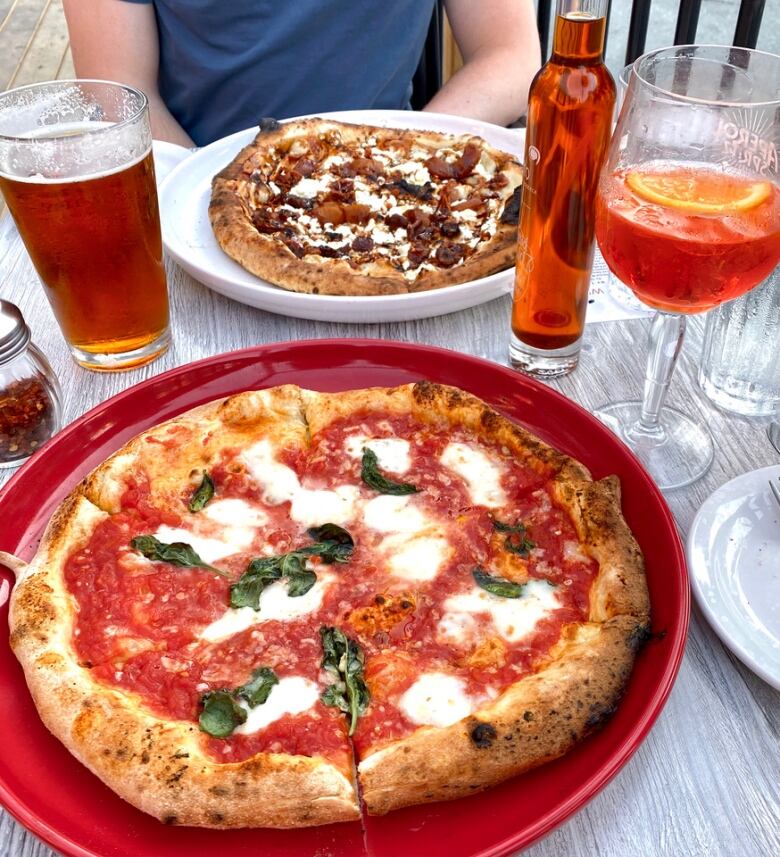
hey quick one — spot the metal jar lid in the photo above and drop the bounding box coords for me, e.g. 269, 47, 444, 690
0, 299, 32, 365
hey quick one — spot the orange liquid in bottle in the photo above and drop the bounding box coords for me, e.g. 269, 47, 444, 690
511, 11, 615, 351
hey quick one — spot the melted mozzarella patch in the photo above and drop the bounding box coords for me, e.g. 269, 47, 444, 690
437, 609, 478, 645
202, 498, 268, 528
384, 534, 450, 582
152, 525, 249, 565
243, 439, 359, 527
439, 580, 559, 645
370, 224, 396, 245
234, 676, 320, 735
362, 494, 428, 533
355, 187, 384, 208
399, 673, 476, 727
394, 160, 432, 185
289, 175, 331, 198
362, 493, 449, 582
199, 575, 331, 642
440, 442, 507, 508
344, 436, 411, 474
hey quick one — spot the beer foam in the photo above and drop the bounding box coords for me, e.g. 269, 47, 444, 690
0, 121, 152, 183
0, 146, 152, 184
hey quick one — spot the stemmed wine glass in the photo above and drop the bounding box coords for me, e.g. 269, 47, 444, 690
595, 45, 780, 490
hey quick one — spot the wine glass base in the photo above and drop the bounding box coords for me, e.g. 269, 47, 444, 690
508, 335, 581, 378
594, 401, 714, 491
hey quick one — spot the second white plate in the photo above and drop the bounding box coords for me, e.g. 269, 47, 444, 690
687, 465, 780, 689
158, 110, 525, 323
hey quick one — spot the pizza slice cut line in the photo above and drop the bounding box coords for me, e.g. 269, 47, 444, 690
7, 381, 650, 827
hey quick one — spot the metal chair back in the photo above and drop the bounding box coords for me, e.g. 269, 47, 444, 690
538, 0, 768, 65
411, 0, 768, 108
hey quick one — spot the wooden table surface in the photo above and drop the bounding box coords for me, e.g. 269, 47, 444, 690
1, 210, 778, 857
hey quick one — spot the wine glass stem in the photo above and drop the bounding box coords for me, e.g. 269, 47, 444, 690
638, 312, 687, 435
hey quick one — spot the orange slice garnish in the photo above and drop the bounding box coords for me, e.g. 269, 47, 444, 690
626, 169, 772, 214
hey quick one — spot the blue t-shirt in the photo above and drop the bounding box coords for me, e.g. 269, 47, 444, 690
122, 0, 436, 145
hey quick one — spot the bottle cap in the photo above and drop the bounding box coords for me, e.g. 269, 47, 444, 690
0, 300, 31, 365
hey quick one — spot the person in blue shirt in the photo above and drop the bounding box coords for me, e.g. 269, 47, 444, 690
63, 0, 541, 147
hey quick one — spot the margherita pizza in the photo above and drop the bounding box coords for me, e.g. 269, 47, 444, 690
209, 119, 523, 295
7, 382, 649, 828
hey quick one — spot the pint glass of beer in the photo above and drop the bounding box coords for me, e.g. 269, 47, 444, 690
0, 80, 170, 370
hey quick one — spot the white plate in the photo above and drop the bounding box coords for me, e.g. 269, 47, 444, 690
158, 110, 525, 323
152, 140, 191, 188
687, 465, 780, 689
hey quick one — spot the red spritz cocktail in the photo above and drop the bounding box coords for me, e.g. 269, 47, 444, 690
593, 45, 780, 490
596, 165, 780, 312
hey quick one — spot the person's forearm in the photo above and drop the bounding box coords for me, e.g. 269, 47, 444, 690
64, 0, 193, 147
145, 93, 195, 147
424, 47, 536, 126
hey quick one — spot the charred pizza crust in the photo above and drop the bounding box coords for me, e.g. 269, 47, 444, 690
8, 382, 649, 826
9, 492, 358, 828
209, 119, 523, 296
304, 382, 649, 814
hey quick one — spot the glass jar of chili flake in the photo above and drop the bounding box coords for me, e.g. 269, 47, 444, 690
0, 300, 62, 468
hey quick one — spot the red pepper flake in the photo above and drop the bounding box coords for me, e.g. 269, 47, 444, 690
0, 376, 55, 463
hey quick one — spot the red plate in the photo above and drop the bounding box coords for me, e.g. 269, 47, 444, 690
0, 339, 688, 857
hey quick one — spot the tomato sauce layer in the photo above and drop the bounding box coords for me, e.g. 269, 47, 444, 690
64, 408, 598, 763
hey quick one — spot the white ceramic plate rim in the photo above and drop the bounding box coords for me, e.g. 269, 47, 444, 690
686, 464, 780, 689
157, 110, 525, 322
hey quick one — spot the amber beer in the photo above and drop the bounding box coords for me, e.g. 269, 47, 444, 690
0, 82, 170, 370
509, 0, 615, 376
0, 151, 168, 364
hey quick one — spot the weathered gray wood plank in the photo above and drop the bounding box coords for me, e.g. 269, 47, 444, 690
10, 0, 67, 88
55, 43, 73, 79
0, 0, 48, 89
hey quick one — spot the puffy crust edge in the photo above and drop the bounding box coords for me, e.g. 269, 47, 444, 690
553, 475, 650, 625
208, 119, 521, 296
81, 385, 307, 513
359, 616, 643, 815
411, 380, 589, 480
359, 383, 650, 814
301, 384, 415, 436
10, 449, 358, 828
9, 380, 649, 825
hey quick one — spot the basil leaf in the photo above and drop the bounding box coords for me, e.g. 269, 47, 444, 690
199, 690, 247, 738
492, 517, 535, 556
199, 666, 280, 737
279, 553, 315, 596
229, 558, 282, 609
188, 472, 215, 512
473, 567, 526, 598
360, 448, 418, 496
320, 625, 351, 677
298, 540, 354, 564
230, 527, 355, 608
319, 626, 370, 735
286, 567, 317, 597
305, 524, 355, 563
236, 667, 279, 707
307, 523, 352, 544
131, 535, 227, 577
320, 683, 349, 713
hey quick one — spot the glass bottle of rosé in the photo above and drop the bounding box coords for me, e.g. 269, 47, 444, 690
509, 0, 615, 376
